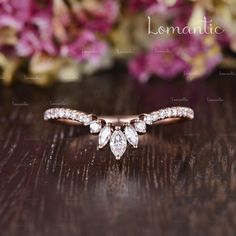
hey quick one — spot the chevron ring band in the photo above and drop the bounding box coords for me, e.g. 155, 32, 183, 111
44, 106, 194, 159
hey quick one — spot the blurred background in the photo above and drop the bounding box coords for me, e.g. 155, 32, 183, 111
0, 0, 236, 86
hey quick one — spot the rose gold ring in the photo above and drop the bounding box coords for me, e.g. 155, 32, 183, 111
44, 106, 194, 159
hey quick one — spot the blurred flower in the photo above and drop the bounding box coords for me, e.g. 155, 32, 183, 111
53, 0, 119, 44
128, 53, 149, 82
0, 27, 17, 47
128, 0, 158, 12
61, 31, 108, 64
188, 0, 236, 52
130, 34, 222, 82
0, 0, 32, 30
0, 0, 235, 85
0, 0, 56, 56
78, 0, 119, 34
52, 0, 73, 44
57, 59, 81, 83
16, 27, 57, 57
213, 1, 236, 52
110, 13, 163, 58
183, 34, 222, 81
0, 0, 31, 50
0, 54, 21, 85
129, 38, 187, 82
29, 53, 62, 86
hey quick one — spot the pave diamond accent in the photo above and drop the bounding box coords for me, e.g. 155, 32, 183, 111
171, 108, 177, 117
110, 130, 127, 159
75, 113, 86, 123
188, 109, 194, 119
144, 113, 158, 125
83, 115, 92, 126
159, 109, 166, 119
134, 120, 146, 133
90, 120, 102, 134
98, 125, 112, 148
166, 108, 172, 117
124, 125, 138, 148
71, 110, 77, 120
59, 108, 65, 118
141, 107, 194, 123
54, 108, 60, 118
44, 110, 49, 120
65, 109, 72, 119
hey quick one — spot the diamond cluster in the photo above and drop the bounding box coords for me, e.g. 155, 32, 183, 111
44, 107, 194, 159
98, 124, 139, 159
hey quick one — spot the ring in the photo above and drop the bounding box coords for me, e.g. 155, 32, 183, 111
44, 106, 194, 159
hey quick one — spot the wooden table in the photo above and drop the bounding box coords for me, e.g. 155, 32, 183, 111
1, 71, 236, 236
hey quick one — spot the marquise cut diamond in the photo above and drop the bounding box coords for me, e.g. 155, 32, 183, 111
124, 125, 138, 148
98, 125, 112, 148
110, 130, 127, 159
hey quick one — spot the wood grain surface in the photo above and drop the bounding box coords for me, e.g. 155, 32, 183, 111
0, 71, 236, 236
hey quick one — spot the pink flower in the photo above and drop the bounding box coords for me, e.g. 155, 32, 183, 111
16, 28, 57, 57
129, 53, 150, 83
0, 0, 56, 57
129, 39, 187, 82
128, 0, 157, 12
129, 34, 222, 82
148, 40, 187, 79
61, 31, 108, 64
78, 0, 119, 34
0, 0, 32, 30
182, 34, 222, 80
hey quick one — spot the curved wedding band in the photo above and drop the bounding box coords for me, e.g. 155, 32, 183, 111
44, 107, 194, 159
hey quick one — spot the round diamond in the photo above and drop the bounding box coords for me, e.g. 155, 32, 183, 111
90, 120, 102, 133
134, 120, 146, 133
59, 108, 65, 118
83, 115, 92, 126
50, 109, 56, 119
144, 112, 158, 124
177, 108, 183, 116
166, 108, 172, 117
171, 108, 177, 116
159, 110, 166, 119
54, 108, 60, 118
71, 111, 77, 120
65, 109, 72, 119
44, 110, 50, 120
75, 113, 85, 123
144, 114, 153, 125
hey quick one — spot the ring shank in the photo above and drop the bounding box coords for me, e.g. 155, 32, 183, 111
98, 115, 183, 125
50, 115, 186, 126
44, 107, 194, 126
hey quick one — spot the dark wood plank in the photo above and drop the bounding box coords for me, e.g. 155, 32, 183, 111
0, 71, 236, 236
